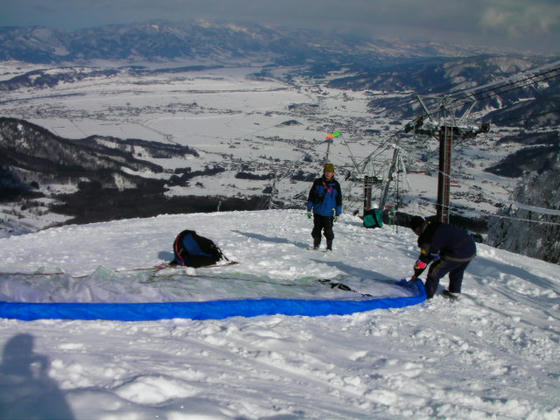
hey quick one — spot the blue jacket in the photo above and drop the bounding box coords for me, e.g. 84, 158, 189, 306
307, 176, 342, 217
414, 221, 476, 277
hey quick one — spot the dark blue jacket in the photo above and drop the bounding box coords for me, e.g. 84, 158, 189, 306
414, 221, 476, 277
307, 176, 342, 217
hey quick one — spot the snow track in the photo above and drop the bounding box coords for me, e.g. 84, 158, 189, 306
1, 210, 559, 419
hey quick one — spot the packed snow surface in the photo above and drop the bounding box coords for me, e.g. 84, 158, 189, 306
0, 210, 559, 419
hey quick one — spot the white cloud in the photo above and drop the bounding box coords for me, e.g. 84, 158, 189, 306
480, 1, 560, 39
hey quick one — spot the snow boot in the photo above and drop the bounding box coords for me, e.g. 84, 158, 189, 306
441, 290, 459, 300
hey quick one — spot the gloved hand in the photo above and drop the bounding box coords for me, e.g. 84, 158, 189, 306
333, 215, 338, 223
307, 211, 312, 219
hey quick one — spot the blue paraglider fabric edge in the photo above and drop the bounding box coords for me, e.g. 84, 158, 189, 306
0, 280, 426, 321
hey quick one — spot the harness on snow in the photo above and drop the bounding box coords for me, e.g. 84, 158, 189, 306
172, 230, 228, 268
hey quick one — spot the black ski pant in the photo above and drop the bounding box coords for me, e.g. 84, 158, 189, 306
425, 256, 474, 298
312, 214, 334, 249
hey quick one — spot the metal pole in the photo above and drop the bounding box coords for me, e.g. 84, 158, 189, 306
363, 176, 372, 213
325, 139, 332, 163
437, 126, 452, 223
379, 147, 399, 210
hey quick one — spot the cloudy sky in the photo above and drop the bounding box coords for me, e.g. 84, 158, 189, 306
1, 0, 559, 54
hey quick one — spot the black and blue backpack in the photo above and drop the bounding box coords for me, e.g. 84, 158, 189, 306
172, 230, 227, 267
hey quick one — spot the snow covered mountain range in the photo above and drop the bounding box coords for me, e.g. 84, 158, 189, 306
0, 21, 508, 65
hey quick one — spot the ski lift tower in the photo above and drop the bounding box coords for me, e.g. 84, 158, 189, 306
378, 144, 410, 211
404, 95, 489, 223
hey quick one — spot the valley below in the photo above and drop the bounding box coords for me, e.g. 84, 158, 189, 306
0, 60, 555, 239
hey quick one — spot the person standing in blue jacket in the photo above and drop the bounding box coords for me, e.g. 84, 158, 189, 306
409, 216, 476, 299
307, 163, 343, 251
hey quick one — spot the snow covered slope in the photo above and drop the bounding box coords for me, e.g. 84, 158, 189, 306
0, 210, 559, 419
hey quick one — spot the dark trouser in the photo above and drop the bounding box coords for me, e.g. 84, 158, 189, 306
425, 256, 474, 298
312, 214, 334, 249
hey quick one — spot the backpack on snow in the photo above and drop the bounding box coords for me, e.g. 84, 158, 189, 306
171, 230, 227, 267
363, 208, 384, 229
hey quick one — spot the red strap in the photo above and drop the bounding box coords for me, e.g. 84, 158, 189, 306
174, 236, 186, 266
